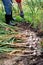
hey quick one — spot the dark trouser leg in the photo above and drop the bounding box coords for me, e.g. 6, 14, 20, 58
2, 0, 12, 23
2, 0, 16, 26
2, 0, 12, 15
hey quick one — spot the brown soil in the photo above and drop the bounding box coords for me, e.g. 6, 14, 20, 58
0, 22, 43, 65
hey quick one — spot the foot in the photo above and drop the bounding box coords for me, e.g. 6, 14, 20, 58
7, 21, 17, 26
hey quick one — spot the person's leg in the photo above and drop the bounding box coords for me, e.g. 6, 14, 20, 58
2, 0, 12, 15
2, 0, 16, 26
